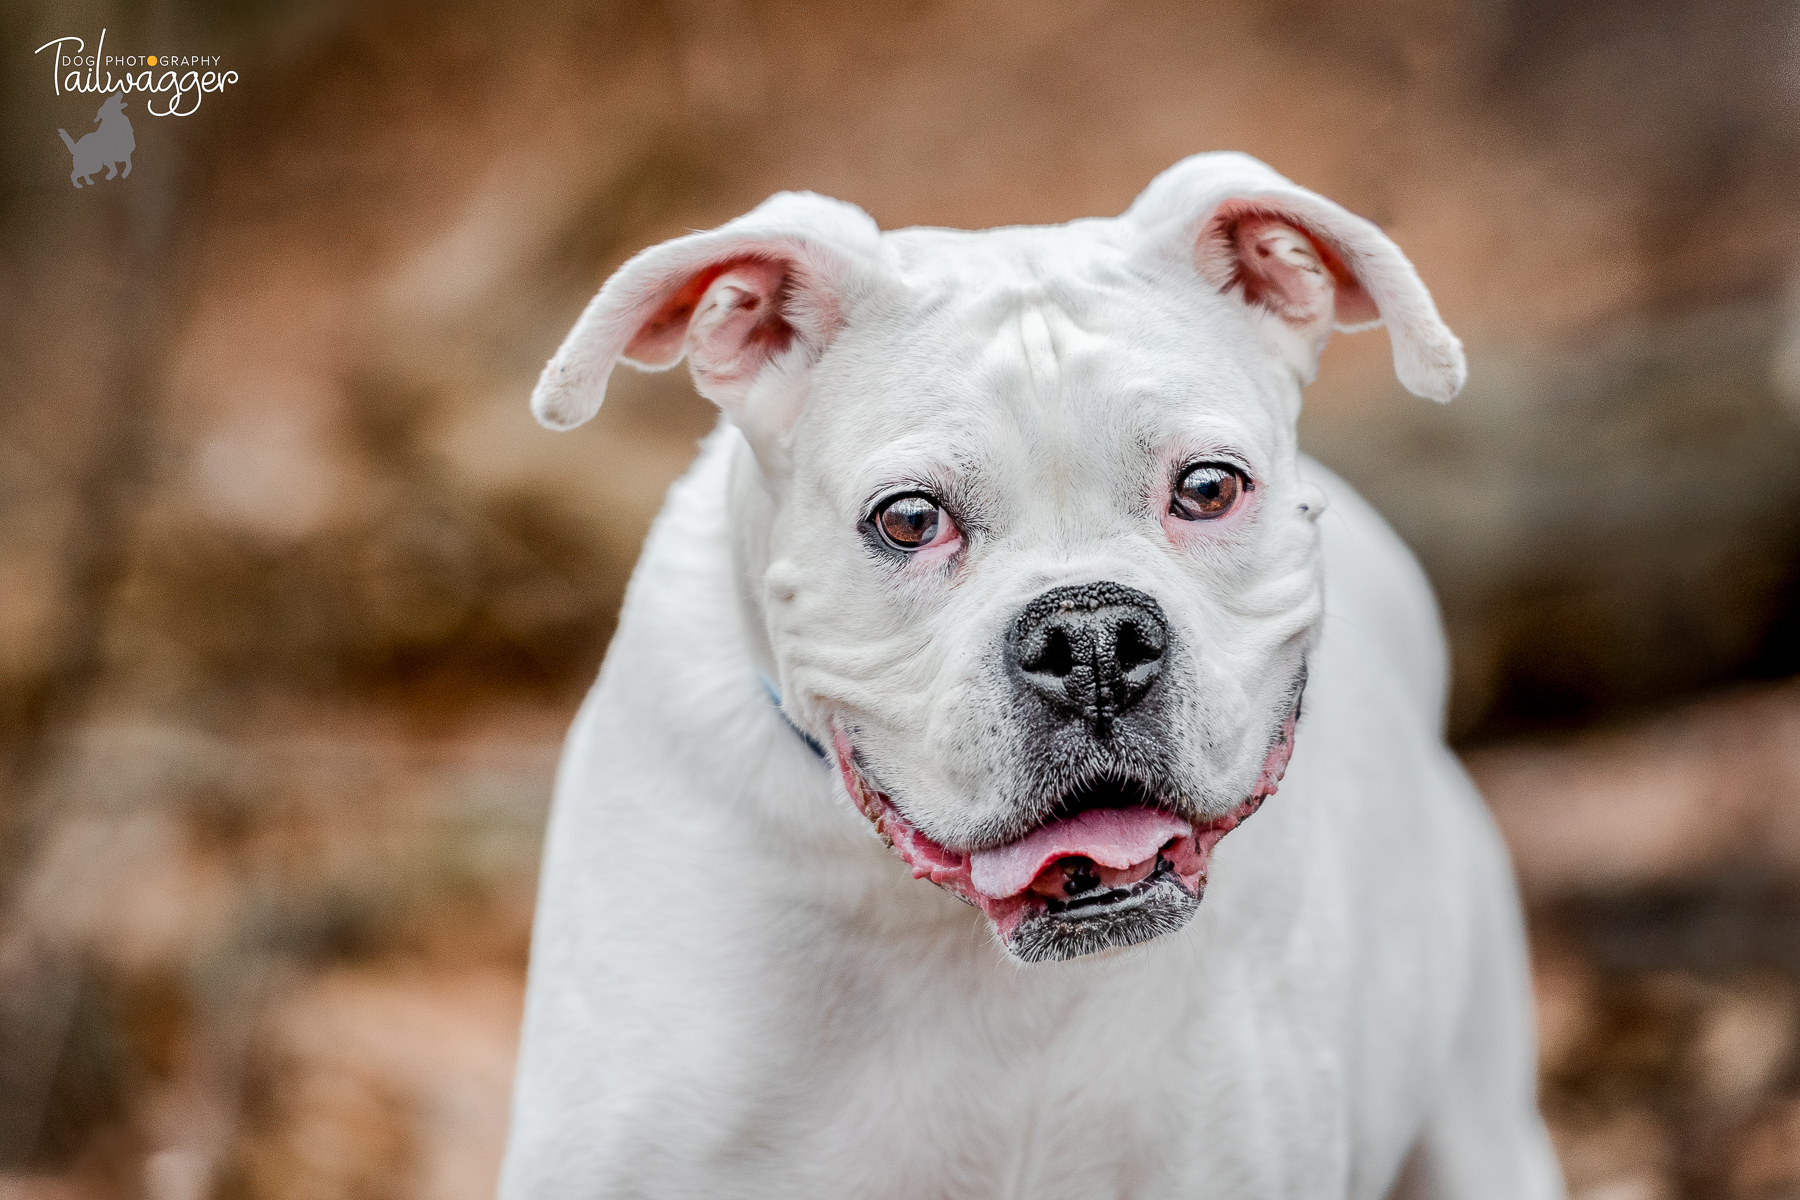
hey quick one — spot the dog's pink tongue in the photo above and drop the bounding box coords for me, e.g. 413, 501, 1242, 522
968, 808, 1192, 900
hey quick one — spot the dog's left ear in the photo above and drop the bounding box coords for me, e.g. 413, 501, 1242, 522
1124, 152, 1465, 402
531, 191, 883, 436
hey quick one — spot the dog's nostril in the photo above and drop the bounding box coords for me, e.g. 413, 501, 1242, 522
1114, 622, 1164, 673
1024, 626, 1076, 678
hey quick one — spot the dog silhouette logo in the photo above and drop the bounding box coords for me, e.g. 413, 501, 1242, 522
58, 91, 134, 188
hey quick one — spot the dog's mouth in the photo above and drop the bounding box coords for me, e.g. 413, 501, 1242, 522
829, 705, 1299, 964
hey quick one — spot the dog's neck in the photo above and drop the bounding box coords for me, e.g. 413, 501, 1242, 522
724, 422, 783, 688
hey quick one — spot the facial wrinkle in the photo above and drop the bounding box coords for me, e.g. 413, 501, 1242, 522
1014, 299, 1079, 517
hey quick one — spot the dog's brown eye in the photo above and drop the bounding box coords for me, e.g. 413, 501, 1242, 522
1171, 464, 1244, 521
874, 494, 944, 551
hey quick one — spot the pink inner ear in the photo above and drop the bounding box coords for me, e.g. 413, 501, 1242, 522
624, 263, 733, 367
1221, 208, 1379, 329
684, 259, 796, 395
622, 256, 797, 399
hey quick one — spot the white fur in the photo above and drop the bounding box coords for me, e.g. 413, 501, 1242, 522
499, 154, 1560, 1199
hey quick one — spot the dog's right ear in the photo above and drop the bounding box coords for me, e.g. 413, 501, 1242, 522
530, 192, 883, 438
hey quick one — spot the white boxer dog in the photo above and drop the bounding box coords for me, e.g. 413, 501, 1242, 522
499, 152, 1564, 1199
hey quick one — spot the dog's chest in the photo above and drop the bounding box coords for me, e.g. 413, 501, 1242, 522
633, 922, 1357, 1199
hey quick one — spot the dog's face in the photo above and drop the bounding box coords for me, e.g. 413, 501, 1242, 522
534, 153, 1462, 961
772, 232, 1321, 961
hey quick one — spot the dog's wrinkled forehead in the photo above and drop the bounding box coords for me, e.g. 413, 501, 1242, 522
793, 225, 1284, 526
817, 222, 1277, 440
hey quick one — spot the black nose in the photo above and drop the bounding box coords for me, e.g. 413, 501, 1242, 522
1008, 582, 1168, 738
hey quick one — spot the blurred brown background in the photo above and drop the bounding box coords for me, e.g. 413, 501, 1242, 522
3, 1, 1799, 1197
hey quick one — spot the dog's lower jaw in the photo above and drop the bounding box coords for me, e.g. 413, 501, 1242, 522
1007, 876, 1201, 964
828, 703, 1301, 962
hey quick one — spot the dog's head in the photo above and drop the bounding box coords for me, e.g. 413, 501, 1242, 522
533, 153, 1461, 962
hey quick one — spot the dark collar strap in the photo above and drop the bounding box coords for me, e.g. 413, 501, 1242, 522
760, 674, 828, 761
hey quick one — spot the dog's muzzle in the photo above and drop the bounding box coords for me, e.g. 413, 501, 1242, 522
829, 672, 1305, 964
